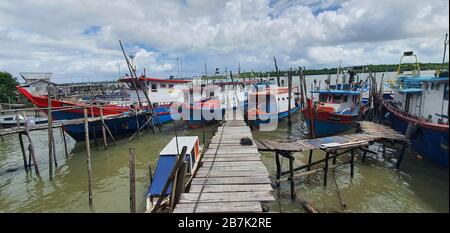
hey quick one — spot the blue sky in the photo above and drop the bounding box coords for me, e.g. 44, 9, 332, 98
0, 0, 448, 83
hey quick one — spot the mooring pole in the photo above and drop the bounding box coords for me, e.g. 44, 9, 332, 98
275, 151, 281, 188
288, 68, 293, 126
307, 150, 313, 171
396, 142, 407, 169
61, 127, 68, 157
47, 87, 54, 179
289, 156, 296, 200
83, 108, 93, 208
350, 149, 355, 178
129, 147, 136, 213
323, 152, 329, 186
99, 106, 108, 150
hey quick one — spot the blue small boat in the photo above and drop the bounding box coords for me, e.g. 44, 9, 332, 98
146, 136, 202, 212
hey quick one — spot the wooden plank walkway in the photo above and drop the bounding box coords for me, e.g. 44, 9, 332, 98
174, 108, 274, 213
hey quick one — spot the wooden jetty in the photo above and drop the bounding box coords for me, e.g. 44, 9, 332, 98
254, 121, 408, 200
173, 108, 274, 213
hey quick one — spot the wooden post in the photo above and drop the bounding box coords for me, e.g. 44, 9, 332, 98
47, 87, 54, 179
148, 163, 153, 184
61, 126, 68, 157
289, 156, 296, 200
307, 150, 313, 171
323, 152, 329, 186
395, 142, 407, 169
99, 106, 108, 150
84, 108, 93, 208
18, 133, 28, 171
170, 161, 187, 210
288, 68, 292, 126
350, 149, 355, 178
129, 147, 136, 213
275, 151, 281, 188
24, 120, 39, 176
91, 107, 98, 147
332, 151, 337, 165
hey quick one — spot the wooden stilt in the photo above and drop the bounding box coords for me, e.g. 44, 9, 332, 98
332, 151, 337, 165
395, 143, 407, 169
288, 68, 292, 126
61, 126, 68, 157
18, 133, 28, 171
350, 149, 355, 178
289, 156, 296, 200
171, 161, 187, 211
47, 87, 54, 179
91, 107, 98, 147
24, 121, 39, 176
307, 150, 313, 171
129, 147, 136, 213
83, 108, 93, 208
148, 163, 153, 184
275, 151, 281, 188
323, 152, 329, 186
99, 106, 107, 150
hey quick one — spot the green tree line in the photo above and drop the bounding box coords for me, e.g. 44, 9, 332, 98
0, 71, 19, 104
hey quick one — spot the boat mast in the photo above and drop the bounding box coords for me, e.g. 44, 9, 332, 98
442, 33, 449, 71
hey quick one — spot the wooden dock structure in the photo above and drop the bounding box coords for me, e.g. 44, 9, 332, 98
254, 121, 408, 200
173, 108, 274, 213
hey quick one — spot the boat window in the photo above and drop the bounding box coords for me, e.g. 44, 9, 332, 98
319, 95, 326, 102
332, 95, 342, 103
444, 85, 449, 101
328, 95, 332, 102
161, 84, 167, 88
151, 84, 157, 92
282, 97, 285, 101
169, 84, 174, 88
343, 95, 348, 102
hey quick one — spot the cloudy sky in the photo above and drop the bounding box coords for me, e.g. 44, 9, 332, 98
0, 0, 448, 83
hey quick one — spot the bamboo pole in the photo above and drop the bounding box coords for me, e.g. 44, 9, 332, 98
289, 156, 296, 200
16, 111, 28, 171
47, 87, 54, 179
24, 119, 39, 176
83, 108, 93, 208
61, 126, 68, 157
99, 106, 107, 150
288, 68, 292, 126
129, 147, 136, 213
90, 107, 98, 147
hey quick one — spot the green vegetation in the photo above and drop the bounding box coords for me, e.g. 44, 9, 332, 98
238, 62, 449, 79
0, 71, 19, 104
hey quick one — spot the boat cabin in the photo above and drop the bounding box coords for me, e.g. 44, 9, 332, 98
312, 90, 364, 114
392, 76, 449, 124
248, 87, 299, 114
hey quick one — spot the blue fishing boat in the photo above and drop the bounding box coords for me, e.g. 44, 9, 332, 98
146, 136, 202, 212
378, 50, 449, 167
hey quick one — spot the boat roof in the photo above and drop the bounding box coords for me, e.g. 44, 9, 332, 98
398, 76, 449, 83
310, 90, 362, 95
119, 76, 192, 84
398, 88, 423, 93
159, 136, 198, 156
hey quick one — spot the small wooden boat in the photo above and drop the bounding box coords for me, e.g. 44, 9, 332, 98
146, 136, 202, 212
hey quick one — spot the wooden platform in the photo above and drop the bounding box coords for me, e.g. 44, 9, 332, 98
255, 121, 407, 153
173, 109, 274, 213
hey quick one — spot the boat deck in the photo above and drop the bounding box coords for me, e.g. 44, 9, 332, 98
173, 108, 274, 213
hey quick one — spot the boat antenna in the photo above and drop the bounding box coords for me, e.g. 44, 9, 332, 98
442, 33, 449, 71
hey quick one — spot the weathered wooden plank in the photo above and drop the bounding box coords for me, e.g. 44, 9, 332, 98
174, 202, 262, 213
203, 153, 261, 158
189, 184, 273, 193
195, 170, 269, 177
191, 176, 271, 185
202, 156, 261, 162
178, 191, 275, 203
197, 165, 267, 172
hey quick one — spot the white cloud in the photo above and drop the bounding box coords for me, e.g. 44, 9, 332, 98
0, 0, 448, 83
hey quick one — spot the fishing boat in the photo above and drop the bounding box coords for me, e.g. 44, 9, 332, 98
16, 84, 172, 141
377, 50, 449, 167
146, 136, 202, 212
302, 76, 370, 137
247, 85, 301, 127
180, 81, 252, 128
